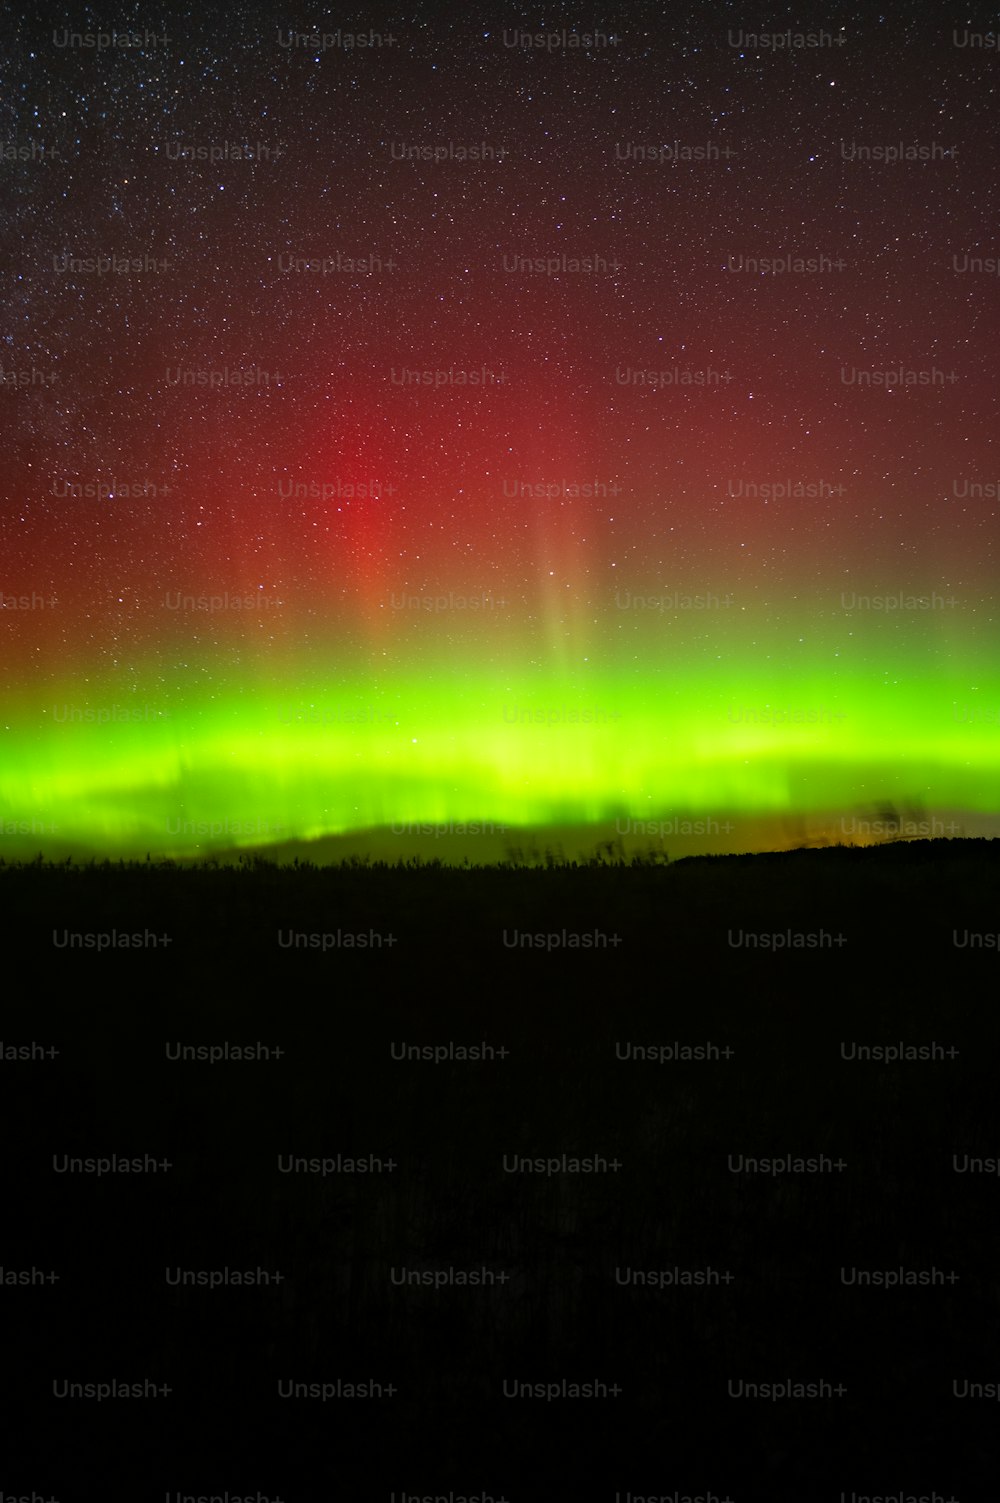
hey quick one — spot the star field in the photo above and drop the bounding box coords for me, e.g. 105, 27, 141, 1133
2, 2, 998, 857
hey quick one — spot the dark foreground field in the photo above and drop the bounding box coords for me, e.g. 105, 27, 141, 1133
3, 839, 999, 1499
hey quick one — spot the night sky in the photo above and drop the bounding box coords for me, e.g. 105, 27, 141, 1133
3, 3, 999, 860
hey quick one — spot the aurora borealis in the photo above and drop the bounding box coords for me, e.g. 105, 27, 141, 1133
3, 6, 999, 861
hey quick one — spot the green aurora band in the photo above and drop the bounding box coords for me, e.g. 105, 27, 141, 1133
3, 658, 997, 859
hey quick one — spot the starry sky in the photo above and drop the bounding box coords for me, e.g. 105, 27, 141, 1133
2, 3, 998, 859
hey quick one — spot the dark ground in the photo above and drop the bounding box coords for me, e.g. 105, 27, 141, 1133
2, 839, 998, 1499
